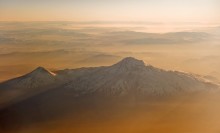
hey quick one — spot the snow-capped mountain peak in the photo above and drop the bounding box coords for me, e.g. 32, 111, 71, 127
112, 57, 145, 70
27, 66, 56, 77
0, 67, 56, 91
0, 57, 219, 109
0, 67, 57, 108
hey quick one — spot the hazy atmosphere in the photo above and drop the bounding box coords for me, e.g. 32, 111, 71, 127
0, 0, 220, 133
0, 22, 220, 82
0, 0, 220, 82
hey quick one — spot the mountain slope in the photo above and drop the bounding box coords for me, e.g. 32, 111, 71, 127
0, 57, 218, 109
0, 57, 218, 131
56, 57, 216, 97
0, 67, 56, 108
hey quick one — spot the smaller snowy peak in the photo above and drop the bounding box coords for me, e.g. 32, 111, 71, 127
0, 66, 57, 91
112, 57, 145, 70
27, 67, 56, 77
31, 67, 49, 73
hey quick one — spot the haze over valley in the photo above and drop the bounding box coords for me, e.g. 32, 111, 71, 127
1, 0, 220, 132
0, 22, 220, 82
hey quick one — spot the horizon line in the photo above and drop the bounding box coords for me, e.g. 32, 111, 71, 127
0, 20, 219, 24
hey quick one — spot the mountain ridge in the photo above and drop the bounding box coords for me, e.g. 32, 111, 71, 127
0, 57, 218, 109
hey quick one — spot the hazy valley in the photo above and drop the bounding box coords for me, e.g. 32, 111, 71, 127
0, 22, 220, 133
1, 0, 220, 132
1, 22, 220, 82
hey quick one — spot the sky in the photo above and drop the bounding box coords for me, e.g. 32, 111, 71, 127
0, 0, 219, 23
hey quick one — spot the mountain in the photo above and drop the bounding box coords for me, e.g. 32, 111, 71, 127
0, 66, 56, 88
0, 57, 218, 109
57, 57, 217, 98
0, 67, 56, 108
0, 57, 219, 132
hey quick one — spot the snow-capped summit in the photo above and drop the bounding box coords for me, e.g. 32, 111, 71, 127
0, 66, 56, 90
112, 57, 145, 70
27, 66, 56, 77
31, 66, 49, 73
0, 67, 57, 108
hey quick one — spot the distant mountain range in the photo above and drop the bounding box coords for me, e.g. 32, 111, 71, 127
0, 57, 218, 110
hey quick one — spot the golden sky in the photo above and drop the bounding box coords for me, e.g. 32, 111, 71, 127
0, 0, 219, 23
